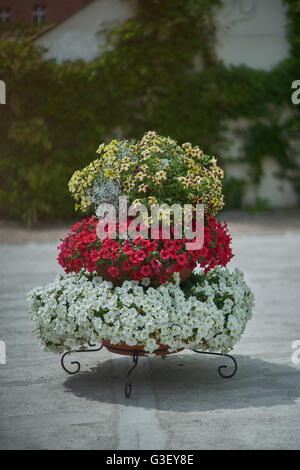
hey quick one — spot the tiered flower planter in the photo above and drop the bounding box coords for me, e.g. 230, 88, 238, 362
27, 131, 254, 398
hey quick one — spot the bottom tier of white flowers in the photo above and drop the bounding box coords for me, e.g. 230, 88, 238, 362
27, 267, 254, 356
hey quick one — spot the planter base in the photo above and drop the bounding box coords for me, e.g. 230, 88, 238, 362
101, 339, 183, 357
61, 342, 238, 398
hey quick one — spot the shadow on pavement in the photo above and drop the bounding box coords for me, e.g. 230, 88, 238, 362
63, 353, 300, 411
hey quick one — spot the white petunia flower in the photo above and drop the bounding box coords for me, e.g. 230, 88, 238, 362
27, 267, 254, 355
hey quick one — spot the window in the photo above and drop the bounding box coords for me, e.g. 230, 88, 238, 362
32, 5, 46, 25
0, 8, 11, 23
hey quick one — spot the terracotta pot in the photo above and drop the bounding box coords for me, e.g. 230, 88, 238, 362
97, 264, 192, 286
102, 339, 183, 356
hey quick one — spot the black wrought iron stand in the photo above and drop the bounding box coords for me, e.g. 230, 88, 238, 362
192, 349, 237, 379
61, 342, 104, 374
61, 343, 237, 398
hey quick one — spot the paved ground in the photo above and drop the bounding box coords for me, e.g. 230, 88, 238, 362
0, 217, 300, 449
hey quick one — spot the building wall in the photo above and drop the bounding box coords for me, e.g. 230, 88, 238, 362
36, 0, 134, 62
229, 158, 298, 208
215, 1, 296, 207
222, 116, 299, 209
0, 0, 89, 24
36, 0, 289, 69
215, 0, 290, 70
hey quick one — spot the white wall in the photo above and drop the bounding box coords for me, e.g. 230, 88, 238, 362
36, 0, 290, 68
216, 1, 296, 208
36, 0, 134, 62
215, 0, 290, 70
226, 159, 298, 208
222, 116, 299, 209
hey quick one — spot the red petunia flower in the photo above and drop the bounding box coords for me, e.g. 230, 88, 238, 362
110, 250, 119, 260
160, 249, 171, 260
173, 239, 182, 251
140, 264, 152, 277
150, 258, 162, 269
163, 240, 174, 251
135, 250, 146, 262
101, 250, 110, 260
176, 253, 188, 266
129, 252, 141, 266
108, 266, 119, 278
159, 275, 169, 285
122, 260, 131, 271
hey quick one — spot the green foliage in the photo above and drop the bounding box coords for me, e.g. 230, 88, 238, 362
283, 0, 300, 58
222, 177, 246, 209
0, 34, 101, 224
0, 0, 300, 224
247, 197, 272, 214
93, 0, 222, 146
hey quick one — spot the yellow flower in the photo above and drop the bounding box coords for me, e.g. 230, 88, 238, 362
104, 168, 116, 179
193, 195, 202, 204
154, 170, 167, 182
148, 196, 158, 205
132, 199, 142, 208
96, 143, 105, 154
135, 172, 146, 182
138, 184, 148, 193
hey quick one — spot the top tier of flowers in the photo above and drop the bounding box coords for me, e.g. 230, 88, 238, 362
68, 131, 224, 217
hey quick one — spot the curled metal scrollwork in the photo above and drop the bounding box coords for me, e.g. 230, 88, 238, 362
125, 351, 139, 398
61, 342, 103, 375
192, 350, 238, 379
60, 342, 237, 398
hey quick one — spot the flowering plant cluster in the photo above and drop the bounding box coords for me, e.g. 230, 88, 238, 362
27, 267, 254, 355
68, 131, 224, 217
27, 131, 254, 357
57, 216, 233, 283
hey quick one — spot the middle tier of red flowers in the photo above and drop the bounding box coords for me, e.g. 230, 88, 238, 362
57, 216, 233, 284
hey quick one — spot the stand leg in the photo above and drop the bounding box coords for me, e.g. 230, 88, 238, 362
61, 342, 103, 375
192, 350, 237, 378
125, 351, 139, 398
